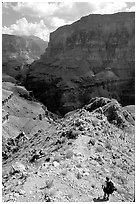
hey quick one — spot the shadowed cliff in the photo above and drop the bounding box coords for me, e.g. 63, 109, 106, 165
2, 34, 48, 81
26, 12, 135, 115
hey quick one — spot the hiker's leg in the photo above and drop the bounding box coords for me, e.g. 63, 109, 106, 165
103, 192, 106, 199
106, 194, 109, 200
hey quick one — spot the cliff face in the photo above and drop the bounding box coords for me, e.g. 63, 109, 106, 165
2, 34, 48, 80
26, 12, 135, 115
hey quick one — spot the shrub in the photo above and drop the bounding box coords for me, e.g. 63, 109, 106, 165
66, 150, 73, 159
79, 126, 85, 131
67, 192, 73, 199
44, 193, 51, 202
61, 129, 78, 140
61, 169, 67, 176
105, 142, 112, 150
67, 130, 78, 139
76, 163, 82, 168
74, 119, 83, 127
53, 154, 61, 162
45, 179, 53, 189
48, 189, 56, 198
95, 145, 104, 153
88, 139, 95, 146
92, 120, 98, 127
96, 156, 103, 164
76, 172, 82, 179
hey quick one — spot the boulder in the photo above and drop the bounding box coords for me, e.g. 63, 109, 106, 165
84, 97, 135, 127
11, 162, 26, 174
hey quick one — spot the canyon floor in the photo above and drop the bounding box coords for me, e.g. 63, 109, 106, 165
2, 82, 135, 202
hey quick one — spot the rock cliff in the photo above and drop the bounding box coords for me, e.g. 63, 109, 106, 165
26, 12, 135, 115
2, 34, 48, 80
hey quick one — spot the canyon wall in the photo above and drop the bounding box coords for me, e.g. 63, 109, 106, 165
26, 12, 135, 114
2, 34, 48, 80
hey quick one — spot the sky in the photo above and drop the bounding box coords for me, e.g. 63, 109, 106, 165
2, 1, 135, 41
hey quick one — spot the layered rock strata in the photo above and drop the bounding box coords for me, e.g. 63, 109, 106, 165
2, 34, 48, 80
26, 12, 135, 114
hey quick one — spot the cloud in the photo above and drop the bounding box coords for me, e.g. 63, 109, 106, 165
126, 5, 135, 12
2, 18, 49, 41
11, 2, 59, 17
2, 2, 135, 41
92, 2, 135, 14
8, 2, 135, 18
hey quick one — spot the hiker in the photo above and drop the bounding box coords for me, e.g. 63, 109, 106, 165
39, 114, 42, 120
102, 177, 117, 200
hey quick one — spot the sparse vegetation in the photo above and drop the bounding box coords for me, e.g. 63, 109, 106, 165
88, 139, 96, 146
95, 145, 104, 153
2, 11, 135, 202
65, 150, 73, 159
61, 169, 67, 176
92, 120, 98, 127
105, 142, 112, 150
53, 154, 62, 162
76, 172, 82, 179
61, 129, 78, 140
45, 179, 54, 189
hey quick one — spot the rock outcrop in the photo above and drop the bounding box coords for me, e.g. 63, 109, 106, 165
84, 97, 135, 127
2, 97, 135, 202
26, 12, 135, 114
2, 34, 48, 81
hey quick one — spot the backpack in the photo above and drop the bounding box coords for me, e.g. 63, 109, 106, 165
106, 181, 117, 194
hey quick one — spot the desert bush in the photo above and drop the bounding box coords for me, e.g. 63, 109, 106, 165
61, 129, 78, 140
53, 154, 61, 162
66, 150, 73, 159
79, 125, 85, 131
67, 192, 73, 199
96, 156, 103, 164
45, 179, 53, 189
74, 119, 84, 127
48, 189, 56, 198
92, 120, 98, 127
76, 163, 82, 168
105, 142, 112, 150
76, 172, 82, 179
67, 130, 78, 139
88, 139, 95, 146
95, 145, 104, 153
44, 193, 51, 202
119, 134, 125, 140
103, 128, 109, 135
61, 169, 67, 176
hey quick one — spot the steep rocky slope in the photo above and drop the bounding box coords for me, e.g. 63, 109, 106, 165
26, 12, 135, 114
2, 81, 57, 139
2, 96, 135, 202
2, 34, 48, 80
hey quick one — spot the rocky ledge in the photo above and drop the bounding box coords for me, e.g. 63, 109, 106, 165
2, 97, 135, 202
26, 12, 135, 115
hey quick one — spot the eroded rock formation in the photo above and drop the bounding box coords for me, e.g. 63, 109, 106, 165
26, 12, 135, 115
2, 34, 48, 81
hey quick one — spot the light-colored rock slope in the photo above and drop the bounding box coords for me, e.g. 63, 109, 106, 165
2, 82, 52, 140
2, 97, 135, 202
